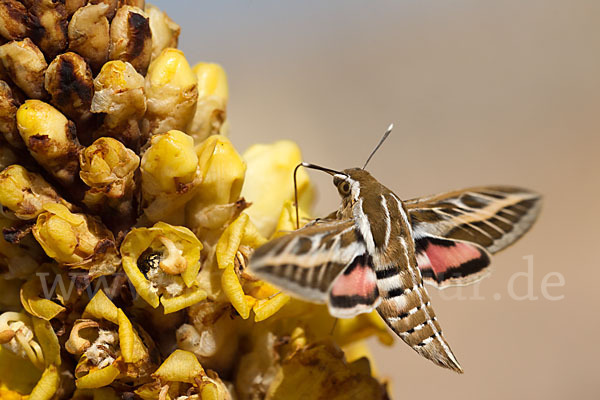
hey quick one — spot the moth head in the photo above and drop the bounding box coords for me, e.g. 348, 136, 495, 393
333, 168, 377, 201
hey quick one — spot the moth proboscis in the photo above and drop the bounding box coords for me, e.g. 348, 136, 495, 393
248, 124, 542, 373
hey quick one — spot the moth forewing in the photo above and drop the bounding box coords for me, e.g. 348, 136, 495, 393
249, 218, 381, 317
406, 186, 542, 288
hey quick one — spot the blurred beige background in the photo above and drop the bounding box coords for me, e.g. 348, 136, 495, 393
155, 1, 599, 398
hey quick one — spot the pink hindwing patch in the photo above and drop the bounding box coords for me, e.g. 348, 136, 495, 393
328, 254, 381, 318
415, 236, 491, 287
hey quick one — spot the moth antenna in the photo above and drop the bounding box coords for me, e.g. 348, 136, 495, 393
362, 123, 394, 170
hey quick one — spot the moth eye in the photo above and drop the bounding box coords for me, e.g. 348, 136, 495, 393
339, 181, 351, 195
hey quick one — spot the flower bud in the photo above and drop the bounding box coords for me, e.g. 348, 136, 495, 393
16, 100, 81, 186
79, 137, 139, 216
144, 48, 198, 137
0, 0, 30, 41
141, 130, 200, 222
32, 203, 120, 279
194, 135, 245, 206
109, 5, 152, 75
188, 62, 229, 143
28, 0, 69, 59
0, 38, 47, 99
91, 60, 146, 149
145, 4, 180, 60
68, 3, 111, 72
0, 164, 72, 220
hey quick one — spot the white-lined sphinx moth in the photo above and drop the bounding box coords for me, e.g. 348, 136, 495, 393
248, 125, 542, 372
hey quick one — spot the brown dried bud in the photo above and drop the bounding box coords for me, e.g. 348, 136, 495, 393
0, 0, 31, 40
68, 3, 111, 72
146, 4, 180, 60
0, 38, 48, 99
65, 0, 88, 17
28, 0, 69, 59
45, 52, 94, 124
109, 6, 152, 75
0, 79, 22, 148
16, 100, 81, 186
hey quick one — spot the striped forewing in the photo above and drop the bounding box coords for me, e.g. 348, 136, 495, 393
404, 186, 541, 288
249, 219, 369, 304
405, 186, 541, 253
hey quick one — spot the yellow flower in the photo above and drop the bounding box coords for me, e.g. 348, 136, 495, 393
135, 349, 234, 400
0, 311, 60, 370
70, 291, 155, 389
241, 140, 314, 237
120, 221, 206, 312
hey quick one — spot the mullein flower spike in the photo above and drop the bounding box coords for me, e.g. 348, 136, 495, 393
0, 3, 392, 399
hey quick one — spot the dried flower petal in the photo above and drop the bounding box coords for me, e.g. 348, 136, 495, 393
0, 38, 47, 99
0, 0, 31, 41
68, 3, 111, 72
28, 0, 68, 59
75, 364, 120, 389
109, 6, 152, 75
266, 340, 387, 400
20, 277, 66, 321
82, 290, 119, 324
146, 4, 180, 60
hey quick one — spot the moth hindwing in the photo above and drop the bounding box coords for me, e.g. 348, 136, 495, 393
249, 166, 541, 374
